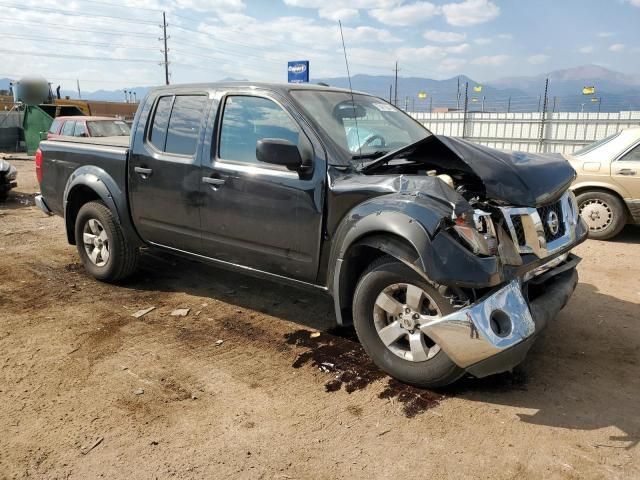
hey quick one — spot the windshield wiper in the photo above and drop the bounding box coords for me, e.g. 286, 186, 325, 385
351, 150, 390, 160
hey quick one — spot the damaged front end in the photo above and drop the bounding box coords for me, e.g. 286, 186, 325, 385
346, 136, 590, 377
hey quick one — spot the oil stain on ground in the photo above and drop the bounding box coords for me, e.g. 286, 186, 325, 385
284, 328, 445, 417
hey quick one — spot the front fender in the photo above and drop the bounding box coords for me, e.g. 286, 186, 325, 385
328, 193, 455, 324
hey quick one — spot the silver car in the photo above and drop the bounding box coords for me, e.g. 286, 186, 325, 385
566, 127, 640, 239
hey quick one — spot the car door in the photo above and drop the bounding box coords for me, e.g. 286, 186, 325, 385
199, 91, 326, 282
128, 92, 210, 253
611, 141, 640, 200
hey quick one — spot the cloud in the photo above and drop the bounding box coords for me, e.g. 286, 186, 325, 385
496, 33, 512, 40
470, 54, 509, 66
527, 54, 549, 64
474, 37, 492, 45
629, 0, 640, 6
441, 0, 500, 26
578, 45, 594, 54
444, 43, 470, 54
318, 7, 359, 21
423, 30, 466, 43
609, 43, 625, 52
438, 57, 466, 72
597, 32, 615, 37
370, 1, 439, 26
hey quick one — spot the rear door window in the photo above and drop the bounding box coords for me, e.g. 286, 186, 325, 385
164, 95, 208, 155
619, 144, 640, 162
61, 121, 76, 136
149, 96, 173, 151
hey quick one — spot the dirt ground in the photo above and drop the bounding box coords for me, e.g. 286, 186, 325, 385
1, 159, 639, 480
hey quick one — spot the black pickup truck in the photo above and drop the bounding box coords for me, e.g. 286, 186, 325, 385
35, 82, 588, 387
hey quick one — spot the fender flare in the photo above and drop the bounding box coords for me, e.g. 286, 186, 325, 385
328, 203, 440, 325
63, 165, 142, 246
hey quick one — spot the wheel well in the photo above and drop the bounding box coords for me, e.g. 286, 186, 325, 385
336, 233, 420, 325
573, 186, 631, 219
65, 185, 101, 244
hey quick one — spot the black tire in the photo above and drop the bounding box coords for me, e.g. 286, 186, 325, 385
74, 201, 138, 282
576, 190, 626, 240
0, 191, 7, 203
352, 256, 464, 388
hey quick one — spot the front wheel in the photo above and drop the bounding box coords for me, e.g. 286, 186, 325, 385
75, 201, 138, 282
576, 190, 626, 240
352, 257, 464, 388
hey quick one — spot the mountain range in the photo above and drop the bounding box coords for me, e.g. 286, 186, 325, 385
2, 65, 639, 112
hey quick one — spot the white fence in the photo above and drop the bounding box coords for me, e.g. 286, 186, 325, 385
410, 111, 640, 154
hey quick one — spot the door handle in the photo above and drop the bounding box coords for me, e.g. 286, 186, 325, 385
134, 166, 153, 177
616, 168, 637, 176
202, 177, 226, 186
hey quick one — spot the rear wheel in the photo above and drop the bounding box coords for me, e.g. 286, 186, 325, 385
74, 201, 138, 282
576, 190, 626, 240
352, 256, 464, 388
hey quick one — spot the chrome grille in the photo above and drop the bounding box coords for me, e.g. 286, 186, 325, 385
537, 200, 565, 242
500, 191, 579, 259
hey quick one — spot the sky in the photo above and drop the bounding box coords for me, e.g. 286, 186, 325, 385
1, 0, 640, 91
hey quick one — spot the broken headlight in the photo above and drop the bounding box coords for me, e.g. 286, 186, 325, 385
453, 209, 498, 256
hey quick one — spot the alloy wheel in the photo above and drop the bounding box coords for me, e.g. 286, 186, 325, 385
372, 283, 442, 362
82, 218, 110, 267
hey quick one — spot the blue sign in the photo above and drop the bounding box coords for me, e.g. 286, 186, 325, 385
288, 61, 309, 83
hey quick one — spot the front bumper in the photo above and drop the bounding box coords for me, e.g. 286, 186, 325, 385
421, 255, 580, 377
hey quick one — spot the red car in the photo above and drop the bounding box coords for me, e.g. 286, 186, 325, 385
47, 116, 131, 140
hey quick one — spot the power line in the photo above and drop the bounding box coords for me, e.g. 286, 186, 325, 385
0, 2, 158, 25
0, 49, 160, 63
7, 18, 159, 38
0, 33, 159, 51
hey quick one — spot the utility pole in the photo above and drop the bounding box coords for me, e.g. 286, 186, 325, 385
552, 96, 557, 113
481, 95, 485, 112
161, 12, 170, 85
538, 78, 549, 152
76, 79, 82, 99
507, 96, 511, 113
388, 84, 392, 103
394, 61, 399, 106
462, 82, 469, 138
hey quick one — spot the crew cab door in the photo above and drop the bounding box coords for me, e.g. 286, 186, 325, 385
611, 141, 640, 200
128, 92, 210, 252
199, 91, 326, 282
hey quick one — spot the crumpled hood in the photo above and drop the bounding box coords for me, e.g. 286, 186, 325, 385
437, 136, 576, 206
362, 135, 577, 207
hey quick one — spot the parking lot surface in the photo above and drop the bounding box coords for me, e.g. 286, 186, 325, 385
1, 159, 639, 479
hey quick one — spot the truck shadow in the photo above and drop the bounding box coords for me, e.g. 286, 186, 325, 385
124, 251, 639, 448
609, 224, 640, 244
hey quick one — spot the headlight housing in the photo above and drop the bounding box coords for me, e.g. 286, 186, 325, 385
452, 209, 498, 256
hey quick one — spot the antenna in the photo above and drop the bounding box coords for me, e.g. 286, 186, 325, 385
338, 20, 362, 163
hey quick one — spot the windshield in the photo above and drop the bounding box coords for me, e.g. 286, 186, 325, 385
290, 90, 430, 164
572, 131, 621, 156
87, 120, 131, 137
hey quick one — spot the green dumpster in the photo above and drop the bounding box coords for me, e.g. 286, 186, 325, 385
23, 105, 53, 155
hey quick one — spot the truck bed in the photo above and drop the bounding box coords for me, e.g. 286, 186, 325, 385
48, 136, 130, 148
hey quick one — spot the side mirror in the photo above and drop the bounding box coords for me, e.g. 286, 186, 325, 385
256, 138, 302, 170
39, 131, 48, 141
